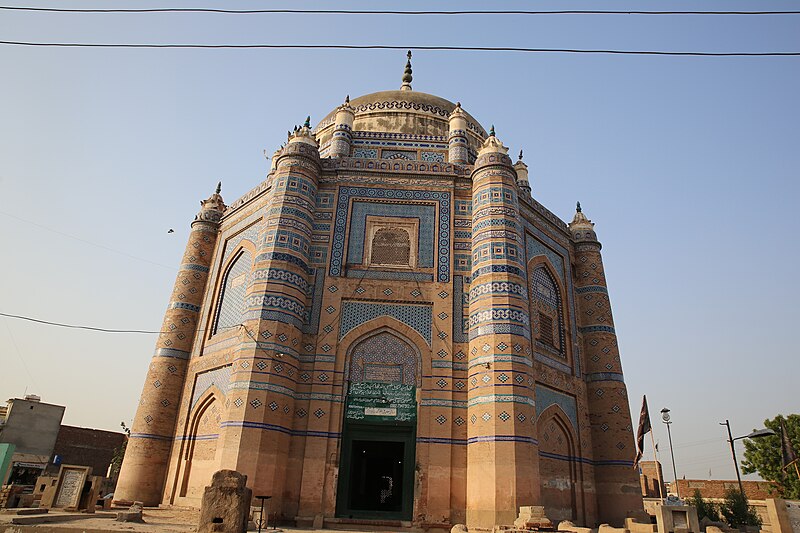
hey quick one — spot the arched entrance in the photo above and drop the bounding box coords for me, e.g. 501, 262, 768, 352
537, 409, 578, 521
335, 330, 419, 521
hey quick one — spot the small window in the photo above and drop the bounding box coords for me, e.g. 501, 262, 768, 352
364, 216, 419, 269
539, 312, 555, 347
371, 228, 411, 266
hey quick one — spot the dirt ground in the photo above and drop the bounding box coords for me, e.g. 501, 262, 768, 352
0, 506, 378, 532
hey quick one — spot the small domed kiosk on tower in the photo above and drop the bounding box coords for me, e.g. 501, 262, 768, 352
116, 52, 643, 529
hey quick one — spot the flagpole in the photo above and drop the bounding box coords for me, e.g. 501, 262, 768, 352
650, 431, 664, 499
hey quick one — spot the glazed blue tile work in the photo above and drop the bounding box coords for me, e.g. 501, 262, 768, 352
262, 229, 310, 255
346, 269, 434, 282
250, 268, 309, 293
274, 175, 317, 201
353, 148, 378, 159
535, 384, 578, 432
454, 200, 472, 217
339, 301, 432, 345
310, 246, 327, 267
315, 192, 335, 210
364, 363, 403, 383
526, 236, 565, 285
524, 223, 581, 377
214, 250, 252, 335
382, 149, 417, 160
472, 186, 517, 208
472, 241, 523, 267
454, 254, 471, 274
348, 331, 420, 386
301, 268, 325, 334
452, 276, 469, 342
222, 224, 260, 263
420, 151, 445, 163
191, 365, 233, 409
330, 187, 451, 282
531, 266, 567, 358
347, 201, 436, 268
268, 206, 314, 225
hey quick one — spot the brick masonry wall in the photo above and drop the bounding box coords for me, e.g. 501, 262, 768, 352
674, 479, 777, 500
49, 426, 126, 477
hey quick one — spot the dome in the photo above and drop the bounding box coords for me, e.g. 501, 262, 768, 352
314, 90, 487, 153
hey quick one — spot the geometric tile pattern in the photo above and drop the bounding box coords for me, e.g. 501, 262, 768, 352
347, 201, 436, 268
191, 364, 233, 409
339, 301, 432, 345
531, 266, 566, 357
535, 384, 578, 432
347, 331, 419, 386
213, 250, 252, 334
330, 187, 451, 282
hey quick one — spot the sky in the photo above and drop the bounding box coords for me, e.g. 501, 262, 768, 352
1, 1, 798, 483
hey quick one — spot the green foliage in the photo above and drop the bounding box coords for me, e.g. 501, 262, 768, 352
718, 488, 762, 528
688, 489, 720, 523
741, 414, 800, 500
109, 422, 130, 479
686, 489, 720, 522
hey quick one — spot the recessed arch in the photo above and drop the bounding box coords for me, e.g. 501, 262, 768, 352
342, 326, 424, 388
536, 406, 578, 522
177, 390, 222, 499
211, 247, 253, 336
529, 261, 567, 358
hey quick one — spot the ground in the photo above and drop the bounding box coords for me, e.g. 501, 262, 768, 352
0, 506, 379, 532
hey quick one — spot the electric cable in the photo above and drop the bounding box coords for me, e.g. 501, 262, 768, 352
2, 41, 797, 56
2, 6, 799, 16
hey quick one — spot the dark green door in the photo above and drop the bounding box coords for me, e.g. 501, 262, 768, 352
336, 383, 416, 521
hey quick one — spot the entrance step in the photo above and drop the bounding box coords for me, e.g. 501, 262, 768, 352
324, 517, 413, 531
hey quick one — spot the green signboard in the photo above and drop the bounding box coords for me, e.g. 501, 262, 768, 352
345, 382, 416, 423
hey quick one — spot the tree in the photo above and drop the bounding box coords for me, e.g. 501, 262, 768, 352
109, 421, 130, 479
741, 414, 800, 500
718, 488, 762, 529
687, 489, 720, 523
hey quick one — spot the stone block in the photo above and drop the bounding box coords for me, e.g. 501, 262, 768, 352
626, 517, 657, 533
514, 506, 553, 530
598, 524, 628, 533
312, 514, 324, 529
116, 502, 144, 522
558, 520, 596, 533
198, 470, 252, 533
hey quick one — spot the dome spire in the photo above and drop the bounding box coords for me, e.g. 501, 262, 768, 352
401, 50, 413, 91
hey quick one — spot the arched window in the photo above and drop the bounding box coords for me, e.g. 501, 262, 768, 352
370, 227, 411, 266
532, 266, 565, 356
213, 250, 252, 335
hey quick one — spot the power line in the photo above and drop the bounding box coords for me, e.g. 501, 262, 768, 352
0, 311, 164, 334
2, 41, 798, 57
0, 211, 174, 271
0, 311, 236, 335
2, 7, 799, 16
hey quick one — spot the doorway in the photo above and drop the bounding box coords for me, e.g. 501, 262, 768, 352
336, 425, 415, 520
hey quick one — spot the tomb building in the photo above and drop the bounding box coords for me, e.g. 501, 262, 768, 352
115, 53, 643, 528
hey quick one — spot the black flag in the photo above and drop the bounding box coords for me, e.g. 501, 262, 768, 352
634, 395, 651, 468
780, 419, 797, 470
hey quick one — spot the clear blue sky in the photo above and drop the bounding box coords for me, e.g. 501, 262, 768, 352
1, 1, 797, 482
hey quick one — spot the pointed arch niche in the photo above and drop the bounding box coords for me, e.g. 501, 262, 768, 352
176, 391, 222, 500
345, 329, 422, 387
212, 249, 252, 335
530, 264, 566, 358
537, 406, 578, 522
